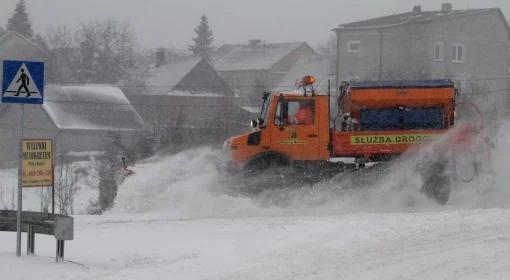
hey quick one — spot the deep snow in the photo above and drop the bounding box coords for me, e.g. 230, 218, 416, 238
1, 210, 510, 280
2, 122, 510, 279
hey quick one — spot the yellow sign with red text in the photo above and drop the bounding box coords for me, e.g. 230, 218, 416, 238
21, 139, 53, 187
351, 134, 441, 145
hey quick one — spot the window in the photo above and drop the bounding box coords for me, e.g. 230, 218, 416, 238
347, 41, 361, 53
434, 42, 443, 61
452, 44, 465, 63
274, 99, 315, 126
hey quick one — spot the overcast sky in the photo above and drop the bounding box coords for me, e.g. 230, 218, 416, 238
0, 0, 509, 50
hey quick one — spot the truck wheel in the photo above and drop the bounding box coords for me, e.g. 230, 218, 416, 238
240, 153, 291, 194
421, 174, 451, 205
244, 152, 290, 173
454, 158, 478, 183
419, 161, 451, 205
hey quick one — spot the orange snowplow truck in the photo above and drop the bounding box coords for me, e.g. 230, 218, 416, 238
225, 76, 456, 169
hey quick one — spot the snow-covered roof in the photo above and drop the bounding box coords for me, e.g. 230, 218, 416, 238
143, 57, 234, 96
274, 56, 332, 91
0, 31, 43, 53
0, 31, 45, 61
167, 90, 224, 97
145, 57, 201, 95
335, 8, 501, 30
43, 84, 144, 131
212, 42, 307, 71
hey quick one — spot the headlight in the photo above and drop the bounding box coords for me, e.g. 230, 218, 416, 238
222, 139, 231, 149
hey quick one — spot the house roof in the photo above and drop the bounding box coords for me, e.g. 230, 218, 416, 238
43, 84, 144, 131
144, 57, 201, 95
212, 42, 307, 71
334, 8, 500, 30
0, 30, 44, 59
0, 30, 44, 54
274, 56, 332, 91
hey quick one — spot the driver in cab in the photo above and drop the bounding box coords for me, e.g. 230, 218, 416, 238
291, 100, 314, 125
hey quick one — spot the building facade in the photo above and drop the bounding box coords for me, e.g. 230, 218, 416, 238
333, 4, 510, 118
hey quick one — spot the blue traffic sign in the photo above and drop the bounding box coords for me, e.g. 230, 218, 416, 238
2, 60, 44, 104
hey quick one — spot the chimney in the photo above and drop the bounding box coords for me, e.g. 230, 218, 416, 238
412, 5, 422, 13
248, 39, 261, 49
441, 3, 452, 12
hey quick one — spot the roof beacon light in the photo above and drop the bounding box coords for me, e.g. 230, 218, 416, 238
302, 75, 316, 85
298, 75, 316, 96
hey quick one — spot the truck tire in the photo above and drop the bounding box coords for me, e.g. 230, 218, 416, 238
419, 161, 451, 205
421, 173, 451, 205
239, 153, 292, 194
244, 152, 290, 173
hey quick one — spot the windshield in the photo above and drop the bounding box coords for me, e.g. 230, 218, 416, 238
259, 95, 271, 126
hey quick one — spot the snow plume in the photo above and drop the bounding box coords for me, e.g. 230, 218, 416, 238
112, 147, 266, 217
448, 120, 510, 208
112, 147, 440, 218
113, 121, 510, 218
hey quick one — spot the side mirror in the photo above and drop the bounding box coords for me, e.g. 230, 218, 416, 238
251, 119, 258, 128
257, 117, 264, 126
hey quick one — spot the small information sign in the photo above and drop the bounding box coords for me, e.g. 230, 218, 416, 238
21, 139, 53, 187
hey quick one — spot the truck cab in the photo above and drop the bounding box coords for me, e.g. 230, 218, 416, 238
225, 79, 331, 168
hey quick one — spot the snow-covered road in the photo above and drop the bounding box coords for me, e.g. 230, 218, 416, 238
1, 210, 510, 280
3, 123, 510, 279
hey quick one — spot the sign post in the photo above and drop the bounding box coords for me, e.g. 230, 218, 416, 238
16, 105, 24, 257
2, 60, 45, 257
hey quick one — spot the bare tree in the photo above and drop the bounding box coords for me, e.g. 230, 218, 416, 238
39, 187, 52, 213
54, 156, 80, 215
0, 186, 16, 210
316, 34, 336, 71
35, 26, 77, 83
75, 19, 136, 83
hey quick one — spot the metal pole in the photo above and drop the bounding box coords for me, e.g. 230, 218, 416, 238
335, 30, 341, 96
16, 104, 24, 257
56, 240, 64, 262
52, 137, 55, 214
52, 164, 55, 215
27, 224, 34, 255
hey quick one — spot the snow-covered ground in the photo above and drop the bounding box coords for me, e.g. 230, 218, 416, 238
1, 210, 510, 280
1, 123, 510, 279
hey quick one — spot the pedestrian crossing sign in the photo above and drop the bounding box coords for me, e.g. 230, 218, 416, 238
2, 60, 44, 104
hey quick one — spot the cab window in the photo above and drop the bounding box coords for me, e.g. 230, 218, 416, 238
274, 99, 315, 126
